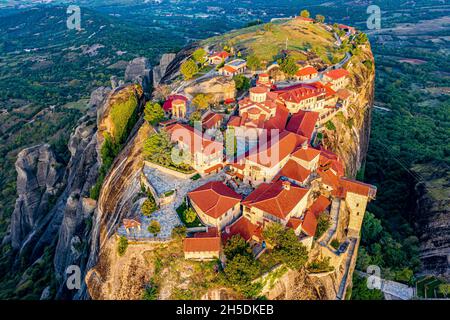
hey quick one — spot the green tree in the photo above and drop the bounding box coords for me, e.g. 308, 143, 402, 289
148, 221, 161, 236
142, 198, 157, 216
224, 254, 260, 288
224, 235, 252, 260
143, 131, 173, 166
316, 14, 325, 23
180, 59, 199, 80
315, 213, 331, 238
183, 207, 197, 224
233, 74, 250, 91
351, 274, 384, 300
192, 93, 212, 110
189, 110, 202, 126
192, 48, 207, 64
144, 101, 165, 125
300, 10, 310, 18
246, 54, 261, 71
263, 224, 308, 270
117, 236, 128, 256
278, 57, 298, 76
361, 212, 383, 244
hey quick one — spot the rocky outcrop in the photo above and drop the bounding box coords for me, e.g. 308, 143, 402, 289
413, 163, 450, 280
322, 45, 375, 177
153, 53, 176, 87
82, 121, 154, 299
184, 76, 236, 103
7, 144, 65, 251
160, 42, 197, 85
125, 57, 152, 97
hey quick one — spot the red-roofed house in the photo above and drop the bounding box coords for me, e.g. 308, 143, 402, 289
165, 123, 223, 173
202, 111, 223, 130
274, 159, 311, 186
183, 237, 221, 260
274, 83, 328, 112
291, 144, 321, 171
163, 95, 189, 116
242, 180, 310, 226
208, 51, 230, 65
286, 110, 320, 141
219, 59, 247, 77
188, 181, 242, 230
232, 131, 308, 186
338, 24, 357, 35
323, 69, 350, 90
222, 216, 263, 243
295, 66, 318, 81
299, 195, 331, 238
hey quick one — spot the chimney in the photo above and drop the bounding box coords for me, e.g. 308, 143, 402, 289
282, 181, 291, 190
302, 142, 308, 150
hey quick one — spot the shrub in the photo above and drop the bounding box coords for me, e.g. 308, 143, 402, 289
192, 48, 207, 64
142, 198, 157, 217
142, 279, 158, 300
148, 221, 161, 236
171, 226, 187, 239
278, 57, 299, 76
180, 59, 199, 80
307, 257, 334, 273
331, 239, 340, 250
315, 213, 331, 238
117, 236, 128, 256
300, 10, 310, 18
224, 235, 252, 260
144, 101, 165, 125
183, 207, 197, 224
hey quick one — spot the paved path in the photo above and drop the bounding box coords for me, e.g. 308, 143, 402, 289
336, 237, 357, 300
118, 168, 227, 240
355, 271, 416, 300
319, 198, 341, 246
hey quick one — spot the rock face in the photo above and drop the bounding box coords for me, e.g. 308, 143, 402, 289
153, 53, 176, 87
413, 163, 450, 280
125, 57, 152, 96
322, 44, 375, 177
8, 144, 65, 251
184, 76, 236, 103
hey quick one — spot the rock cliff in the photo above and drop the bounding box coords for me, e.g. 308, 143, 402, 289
413, 163, 450, 280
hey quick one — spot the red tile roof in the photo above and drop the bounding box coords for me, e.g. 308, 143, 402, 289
243, 180, 309, 220
123, 219, 141, 229
286, 110, 320, 140
286, 217, 302, 231
275, 84, 327, 104
301, 195, 331, 237
222, 217, 263, 243
340, 177, 376, 197
183, 237, 221, 253
194, 227, 219, 238
211, 51, 230, 59
163, 95, 188, 111
324, 68, 350, 80
318, 168, 340, 190
166, 123, 223, 156
188, 181, 242, 219
246, 131, 307, 168
292, 146, 321, 162
202, 111, 223, 129
274, 159, 311, 185
336, 88, 352, 100
296, 66, 318, 77
223, 65, 238, 73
